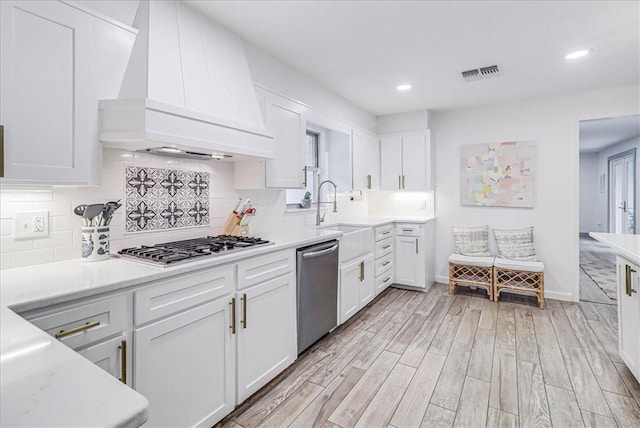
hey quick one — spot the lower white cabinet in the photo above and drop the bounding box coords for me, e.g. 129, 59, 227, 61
394, 222, 435, 290
340, 254, 374, 324
236, 272, 297, 402
617, 256, 640, 381
76, 334, 130, 386
134, 298, 235, 428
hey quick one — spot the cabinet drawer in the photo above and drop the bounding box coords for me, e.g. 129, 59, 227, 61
375, 237, 394, 259
396, 223, 421, 237
375, 224, 394, 241
237, 250, 295, 290
376, 271, 394, 290
135, 265, 234, 325
375, 253, 394, 277
28, 294, 129, 350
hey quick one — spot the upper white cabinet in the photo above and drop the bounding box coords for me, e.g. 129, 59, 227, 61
352, 128, 380, 190
235, 88, 307, 189
380, 130, 432, 191
0, 0, 135, 184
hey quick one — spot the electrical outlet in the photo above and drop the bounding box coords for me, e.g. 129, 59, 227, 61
14, 211, 49, 239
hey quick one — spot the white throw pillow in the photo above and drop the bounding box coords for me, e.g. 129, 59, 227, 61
452, 225, 491, 257
492, 227, 539, 261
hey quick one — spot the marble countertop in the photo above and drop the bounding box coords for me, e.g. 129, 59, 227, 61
0, 217, 431, 426
589, 233, 640, 265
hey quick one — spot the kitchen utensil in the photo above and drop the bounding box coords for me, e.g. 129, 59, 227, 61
239, 198, 251, 214
106, 203, 122, 226
233, 198, 242, 213
74, 204, 88, 226
84, 204, 105, 227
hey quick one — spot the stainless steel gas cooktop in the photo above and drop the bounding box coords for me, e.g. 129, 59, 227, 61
117, 235, 273, 267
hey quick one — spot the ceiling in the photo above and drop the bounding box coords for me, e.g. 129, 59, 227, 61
579, 115, 640, 153
186, 1, 639, 117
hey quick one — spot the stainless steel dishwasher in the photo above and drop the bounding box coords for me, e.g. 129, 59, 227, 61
296, 240, 339, 354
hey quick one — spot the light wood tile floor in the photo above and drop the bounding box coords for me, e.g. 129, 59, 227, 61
579, 236, 617, 305
218, 284, 640, 428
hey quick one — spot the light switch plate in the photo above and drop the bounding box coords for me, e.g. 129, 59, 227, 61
14, 211, 49, 239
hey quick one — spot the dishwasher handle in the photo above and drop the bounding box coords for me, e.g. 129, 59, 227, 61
302, 244, 339, 258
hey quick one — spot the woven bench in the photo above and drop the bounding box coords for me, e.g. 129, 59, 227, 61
493, 257, 545, 309
448, 254, 494, 301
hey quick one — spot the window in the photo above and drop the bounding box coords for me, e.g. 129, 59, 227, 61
286, 131, 319, 205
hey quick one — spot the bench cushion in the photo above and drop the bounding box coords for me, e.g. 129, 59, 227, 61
494, 257, 544, 272
449, 253, 494, 267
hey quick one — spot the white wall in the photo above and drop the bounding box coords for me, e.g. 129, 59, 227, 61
431, 85, 640, 301
1, 149, 239, 270
377, 110, 430, 134
579, 153, 601, 233
596, 136, 640, 233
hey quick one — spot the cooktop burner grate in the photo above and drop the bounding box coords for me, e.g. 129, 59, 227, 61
117, 235, 273, 266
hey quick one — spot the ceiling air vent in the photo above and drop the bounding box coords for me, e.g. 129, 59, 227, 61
461, 64, 502, 82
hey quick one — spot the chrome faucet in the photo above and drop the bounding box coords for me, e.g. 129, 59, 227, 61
316, 180, 337, 226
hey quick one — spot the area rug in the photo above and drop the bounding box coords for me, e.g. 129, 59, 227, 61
580, 259, 617, 300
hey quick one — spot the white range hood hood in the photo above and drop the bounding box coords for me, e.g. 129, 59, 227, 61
99, 0, 273, 159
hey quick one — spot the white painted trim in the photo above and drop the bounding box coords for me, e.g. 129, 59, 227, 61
544, 290, 577, 302
435, 274, 449, 284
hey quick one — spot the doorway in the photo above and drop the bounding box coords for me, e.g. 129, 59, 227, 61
608, 149, 636, 234
578, 114, 640, 304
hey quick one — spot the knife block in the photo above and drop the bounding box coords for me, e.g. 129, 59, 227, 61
230, 225, 249, 237
221, 212, 241, 235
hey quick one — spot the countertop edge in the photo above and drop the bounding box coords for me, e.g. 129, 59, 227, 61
589, 232, 640, 265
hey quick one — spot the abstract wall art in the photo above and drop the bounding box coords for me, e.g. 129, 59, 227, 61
461, 141, 535, 208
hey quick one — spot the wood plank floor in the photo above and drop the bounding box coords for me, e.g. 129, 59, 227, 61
217, 284, 640, 428
579, 236, 617, 305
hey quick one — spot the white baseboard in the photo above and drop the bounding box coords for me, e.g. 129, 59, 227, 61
435, 274, 449, 284
544, 290, 577, 302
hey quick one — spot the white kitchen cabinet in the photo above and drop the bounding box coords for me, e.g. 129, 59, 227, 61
352, 128, 380, 190
134, 298, 235, 428
235, 87, 308, 189
340, 254, 374, 324
24, 293, 132, 385
236, 272, 297, 402
0, 0, 135, 184
373, 224, 394, 296
394, 222, 435, 290
617, 256, 640, 381
380, 130, 432, 190
76, 334, 130, 386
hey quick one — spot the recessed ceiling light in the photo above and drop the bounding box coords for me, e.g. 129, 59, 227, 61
565, 49, 591, 60
397, 83, 413, 91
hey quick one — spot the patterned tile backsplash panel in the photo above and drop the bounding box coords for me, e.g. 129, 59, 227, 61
125, 166, 210, 232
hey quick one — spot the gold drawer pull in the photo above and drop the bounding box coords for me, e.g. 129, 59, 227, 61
367, 174, 372, 189
119, 340, 127, 384
230, 297, 237, 334
241, 293, 247, 329
54, 321, 100, 339
383, 277, 391, 283
360, 261, 365, 281
382, 231, 391, 235
383, 261, 391, 266
382, 244, 391, 249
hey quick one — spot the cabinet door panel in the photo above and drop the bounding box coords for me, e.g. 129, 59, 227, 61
340, 260, 361, 324
76, 334, 130, 386
402, 132, 427, 190
352, 129, 380, 191
134, 298, 235, 427
264, 93, 306, 188
395, 236, 420, 287
236, 272, 297, 402
360, 256, 375, 307
617, 258, 640, 380
0, 1, 91, 182
380, 135, 403, 190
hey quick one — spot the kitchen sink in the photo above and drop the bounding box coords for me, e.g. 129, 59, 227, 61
320, 224, 374, 262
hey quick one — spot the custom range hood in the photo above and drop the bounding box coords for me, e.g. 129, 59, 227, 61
99, 0, 273, 159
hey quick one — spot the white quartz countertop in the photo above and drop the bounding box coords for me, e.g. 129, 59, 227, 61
0, 217, 430, 426
0, 228, 343, 427
589, 232, 640, 265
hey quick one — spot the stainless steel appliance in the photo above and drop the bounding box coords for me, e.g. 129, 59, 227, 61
296, 240, 339, 353
118, 235, 273, 267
